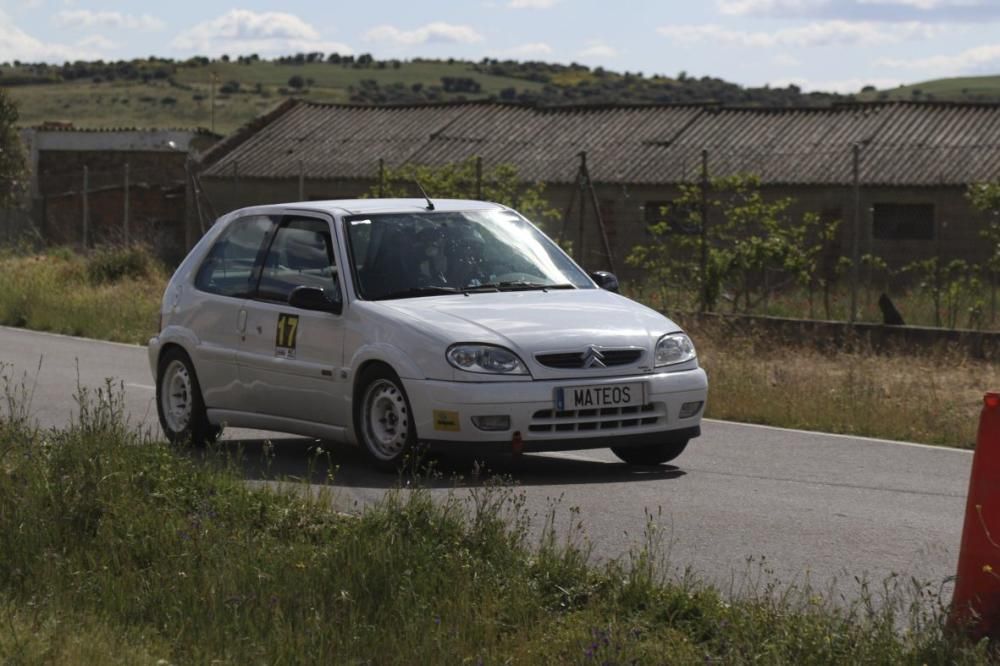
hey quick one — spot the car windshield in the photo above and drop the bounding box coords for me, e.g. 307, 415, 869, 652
344, 209, 593, 300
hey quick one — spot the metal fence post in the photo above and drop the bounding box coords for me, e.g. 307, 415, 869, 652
123, 162, 130, 245
378, 158, 385, 198
476, 155, 483, 200
298, 160, 305, 201
849, 144, 861, 324
82, 165, 89, 248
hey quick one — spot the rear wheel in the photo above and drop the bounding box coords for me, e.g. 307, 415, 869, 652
355, 365, 418, 469
156, 348, 221, 447
612, 439, 688, 465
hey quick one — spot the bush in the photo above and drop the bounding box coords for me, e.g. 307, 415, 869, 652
85, 245, 159, 284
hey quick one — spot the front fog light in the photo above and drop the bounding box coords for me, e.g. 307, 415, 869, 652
472, 415, 511, 431
679, 401, 703, 419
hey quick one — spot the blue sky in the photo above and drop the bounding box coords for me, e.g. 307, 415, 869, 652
3, 0, 1000, 93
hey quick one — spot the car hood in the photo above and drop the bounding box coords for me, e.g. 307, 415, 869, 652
375, 289, 679, 358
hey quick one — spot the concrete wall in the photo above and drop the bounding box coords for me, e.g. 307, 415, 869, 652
197, 174, 993, 282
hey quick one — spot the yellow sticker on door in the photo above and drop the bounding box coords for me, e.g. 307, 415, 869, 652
275, 313, 299, 359
433, 410, 461, 432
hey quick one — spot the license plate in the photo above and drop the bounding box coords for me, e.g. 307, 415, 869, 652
555, 382, 645, 411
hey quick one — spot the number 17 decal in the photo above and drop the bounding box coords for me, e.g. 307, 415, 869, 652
275, 313, 299, 358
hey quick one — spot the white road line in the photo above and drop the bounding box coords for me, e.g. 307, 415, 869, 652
126, 383, 155, 391
539, 451, 609, 464
703, 418, 974, 453
0, 324, 147, 350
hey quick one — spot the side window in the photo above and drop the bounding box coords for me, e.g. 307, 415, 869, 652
195, 215, 274, 298
873, 203, 934, 241
257, 217, 340, 305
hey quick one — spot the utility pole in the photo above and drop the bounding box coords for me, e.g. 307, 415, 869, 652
210, 73, 218, 135
849, 143, 861, 324
700, 149, 709, 313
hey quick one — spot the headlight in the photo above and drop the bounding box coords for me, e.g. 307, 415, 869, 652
655, 333, 696, 367
447, 344, 528, 375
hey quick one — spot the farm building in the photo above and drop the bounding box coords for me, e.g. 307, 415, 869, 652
17, 124, 218, 261
196, 99, 1000, 278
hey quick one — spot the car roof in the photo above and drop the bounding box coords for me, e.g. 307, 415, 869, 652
232, 198, 508, 218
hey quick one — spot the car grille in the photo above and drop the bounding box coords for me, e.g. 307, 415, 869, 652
535, 348, 643, 369
528, 403, 665, 434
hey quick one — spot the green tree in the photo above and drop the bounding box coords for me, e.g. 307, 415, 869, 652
0, 88, 27, 209
967, 182, 1000, 322
628, 174, 840, 314
366, 157, 560, 231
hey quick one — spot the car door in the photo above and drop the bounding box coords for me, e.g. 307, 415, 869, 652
189, 214, 275, 411
237, 214, 349, 427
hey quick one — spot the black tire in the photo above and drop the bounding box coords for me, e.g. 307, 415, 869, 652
354, 364, 418, 469
611, 439, 689, 465
156, 347, 221, 447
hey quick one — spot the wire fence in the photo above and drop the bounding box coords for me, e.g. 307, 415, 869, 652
4, 141, 998, 329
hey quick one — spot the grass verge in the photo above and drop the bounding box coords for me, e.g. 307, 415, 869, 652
688, 318, 991, 448
0, 246, 166, 344
0, 373, 991, 664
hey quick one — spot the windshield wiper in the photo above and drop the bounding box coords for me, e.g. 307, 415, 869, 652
488, 281, 576, 292
372, 286, 464, 300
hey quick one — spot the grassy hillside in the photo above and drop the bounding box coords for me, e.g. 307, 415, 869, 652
3, 59, 546, 134
859, 74, 1000, 102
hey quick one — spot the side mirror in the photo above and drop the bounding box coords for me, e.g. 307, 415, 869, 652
289, 285, 342, 314
589, 271, 620, 293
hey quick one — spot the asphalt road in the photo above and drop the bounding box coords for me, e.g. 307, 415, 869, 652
0, 325, 974, 600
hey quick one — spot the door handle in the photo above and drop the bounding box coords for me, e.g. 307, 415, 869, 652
237, 309, 247, 333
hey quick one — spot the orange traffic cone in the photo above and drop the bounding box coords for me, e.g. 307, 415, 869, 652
950, 392, 1000, 637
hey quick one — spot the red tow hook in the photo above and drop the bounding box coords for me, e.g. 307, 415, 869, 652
511, 430, 524, 458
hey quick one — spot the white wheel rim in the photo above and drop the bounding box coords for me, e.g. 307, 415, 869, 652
161, 360, 193, 434
362, 379, 410, 461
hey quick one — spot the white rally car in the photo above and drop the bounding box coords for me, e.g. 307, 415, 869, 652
149, 199, 707, 468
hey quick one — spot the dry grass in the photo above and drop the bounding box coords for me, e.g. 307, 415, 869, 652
688, 319, 993, 447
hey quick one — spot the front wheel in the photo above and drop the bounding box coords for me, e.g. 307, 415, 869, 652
156, 348, 221, 447
355, 365, 418, 469
612, 439, 688, 465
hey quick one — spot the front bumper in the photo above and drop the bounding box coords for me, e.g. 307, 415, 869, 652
402, 367, 707, 452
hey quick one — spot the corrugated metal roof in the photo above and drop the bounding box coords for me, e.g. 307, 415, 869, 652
200, 100, 1000, 187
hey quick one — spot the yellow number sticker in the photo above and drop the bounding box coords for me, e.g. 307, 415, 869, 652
275, 313, 299, 358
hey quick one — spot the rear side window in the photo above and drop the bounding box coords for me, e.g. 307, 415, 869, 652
195, 216, 274, 298
256, 217, 340, 304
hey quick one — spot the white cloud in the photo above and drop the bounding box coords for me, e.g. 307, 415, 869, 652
578, 41, 619, 58
657, 20, 938, 47
172, 10, 352, 56
769, 75, 904, 92
716, 0, 1000, 20
771, 52, 801, 65
0, 9, 102, 61
876, 43, 1000, 74
363, 22, 484, 46
55, 10, 164, 31
507, 0, 560, 7
717, 0, 829, 15
857, 0, 988, 8
76, 34, 117, 50
496, 42, 554, 57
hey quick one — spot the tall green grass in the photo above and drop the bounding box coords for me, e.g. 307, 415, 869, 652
0, 370, 990, 663
0, 246, 165, 344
